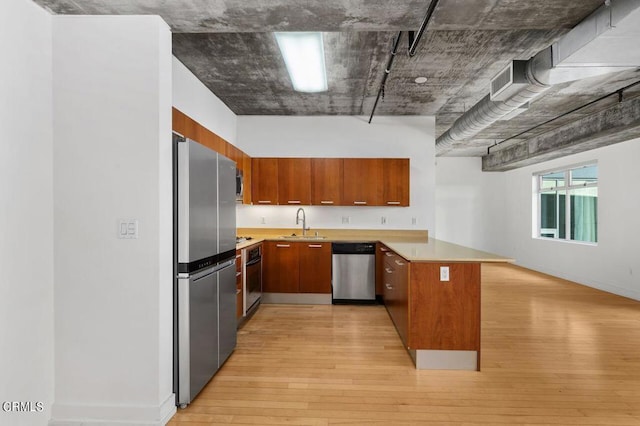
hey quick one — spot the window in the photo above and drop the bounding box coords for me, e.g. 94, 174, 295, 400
534, 163, 598, 243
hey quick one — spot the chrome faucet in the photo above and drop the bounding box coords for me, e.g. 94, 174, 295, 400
295, 207, 308, 236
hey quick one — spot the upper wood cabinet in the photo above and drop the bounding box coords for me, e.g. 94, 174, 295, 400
242, 153, 252, 205
250, 156, 410, 207
382, 159, 410, 206
343, 158, 383, 206
251, 158, 278, 205
277, 158, 311, 205
311, 158, 343, 206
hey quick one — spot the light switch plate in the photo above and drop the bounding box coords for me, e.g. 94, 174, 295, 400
440, 266, 450, 282
118, 219, 138, 239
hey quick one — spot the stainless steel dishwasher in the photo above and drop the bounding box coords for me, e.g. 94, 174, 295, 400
331, 242, 376, 303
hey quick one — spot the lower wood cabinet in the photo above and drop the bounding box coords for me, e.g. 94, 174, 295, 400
381, 247, 480, 354
263, 241, 331, 293
236, 250, 243, 319
263, 241, 299, 293
382, 249, 409, 345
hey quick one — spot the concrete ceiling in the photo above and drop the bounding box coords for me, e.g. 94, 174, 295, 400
33, 0, 640, 161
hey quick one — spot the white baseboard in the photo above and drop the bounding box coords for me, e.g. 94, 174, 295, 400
49, 393, 176, 426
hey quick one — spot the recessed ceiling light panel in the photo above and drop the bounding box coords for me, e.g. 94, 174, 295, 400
275, 32, 328, 93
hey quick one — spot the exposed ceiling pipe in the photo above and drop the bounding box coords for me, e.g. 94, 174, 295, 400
369, 0, 439, 123
368, 32, 402, 124
435, 0, 640, 155
408, 0, 440, 57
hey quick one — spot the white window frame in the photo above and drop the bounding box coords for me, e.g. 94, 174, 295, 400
533, 161, 598, 245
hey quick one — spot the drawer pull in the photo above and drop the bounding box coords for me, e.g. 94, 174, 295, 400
236, 289, 242, 295
287, 200, 301, 204
353, 201, 367, 205
236, 272, 242, 277
384, 268, 393, 274
395, 260, 405, 266
308, 244, 322, 248
276, 244, 290, 248
380, 247, 388, 252
235, 254, 242, 259
386, 201, 401, 205
320, 200, 334, 204
257, 200, 271, 204
385, 284, 393, 290
384, 252, 393, 257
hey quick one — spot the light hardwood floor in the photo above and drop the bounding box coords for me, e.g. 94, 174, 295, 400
169, 263, 640, 425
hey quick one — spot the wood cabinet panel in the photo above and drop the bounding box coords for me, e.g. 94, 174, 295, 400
383, 251, 409, 346
375, 243, 389, 296
278, 158, 311, 205
252, 158, 278, 205
382, 159, 410, 206
343, 159, 383, 206
409, 263, 480, 351
311, 158, 343, 206
263, 241, 299, 293
242, 153, 252, 205
298, 242, 332, 293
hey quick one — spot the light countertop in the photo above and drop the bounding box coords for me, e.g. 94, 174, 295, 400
236, 228, 513, 263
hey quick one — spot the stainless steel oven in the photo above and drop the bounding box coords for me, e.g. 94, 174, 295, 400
244, 244, 262, 315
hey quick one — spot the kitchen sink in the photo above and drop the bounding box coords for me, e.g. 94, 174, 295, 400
281, 234, 326, 239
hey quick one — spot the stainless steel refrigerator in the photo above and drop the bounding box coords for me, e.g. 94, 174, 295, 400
173, 133, 237, 408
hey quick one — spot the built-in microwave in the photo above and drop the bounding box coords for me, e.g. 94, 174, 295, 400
236, 168, 243, 202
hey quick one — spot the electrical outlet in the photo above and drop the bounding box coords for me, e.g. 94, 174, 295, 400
381, 216, 387, 225
342, 216, 350, 224
440, 266, 450, 282
260, 217, 266, 224
411, 217, 417, 226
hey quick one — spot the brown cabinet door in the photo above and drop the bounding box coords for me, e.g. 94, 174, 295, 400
311, 158, 343, 206
382, 159, 410, 206
343, 158, 383, 206
375, 244, 390, 296
383, 250, 409, 347
242, 153, 252, 205
252, 158, 278, 205
278, 158, 311, 205
263, 241, 299, 293
298, 242, 332, 293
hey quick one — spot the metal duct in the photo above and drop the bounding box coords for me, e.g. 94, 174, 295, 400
435, 0, 640, 155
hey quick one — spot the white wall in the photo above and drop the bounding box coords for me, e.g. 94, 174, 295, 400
435, 157, 506, 253
436, 140, 640, 301
236, 116, 436, 231
51, 15, 175, 424
0, 0, 54, 424
172, 57, 237, 144
499, 139, 640, 301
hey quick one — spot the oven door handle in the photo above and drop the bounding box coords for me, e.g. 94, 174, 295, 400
245, 257, 261, 267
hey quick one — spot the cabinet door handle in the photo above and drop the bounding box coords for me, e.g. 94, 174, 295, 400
308, 244, 322, 248
257, 200, 271, 204
385, 284, 393, 290
276, 244, 290, 248
386, 201, 401, 205
353, 201, 367, 205
287, 200, 301, 204
384, 268, 393, 274
320, 200, 334, 204
395, 259, 405, 266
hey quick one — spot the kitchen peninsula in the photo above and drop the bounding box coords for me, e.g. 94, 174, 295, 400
237, 228, 513, 371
